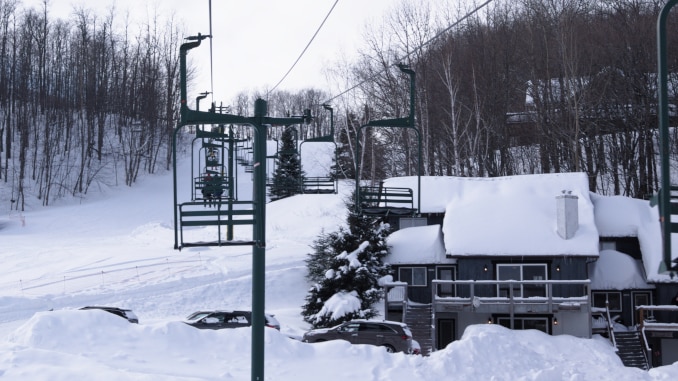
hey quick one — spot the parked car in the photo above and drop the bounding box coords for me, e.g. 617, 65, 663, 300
79, 306, 139, 324
410, 339, 421, 355
302, 319, 413, 353
183, 310, 281, 330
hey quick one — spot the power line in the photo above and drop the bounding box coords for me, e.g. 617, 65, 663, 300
268, 0, 340, 96
323, 0, 495, 104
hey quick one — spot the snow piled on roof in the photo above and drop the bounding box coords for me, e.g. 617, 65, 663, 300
385, 224, 452, 265
384, 173, 676, 281
589, 250, 654, 290
591, 193, 655, 237
590, 193, 675, 283
387, 172, 599, 257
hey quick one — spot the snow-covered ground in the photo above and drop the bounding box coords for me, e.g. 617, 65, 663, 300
1, 154, 677, 380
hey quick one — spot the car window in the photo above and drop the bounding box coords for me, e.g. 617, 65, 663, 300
340, 323, 360, 332
378, 324, 397, 333
107, 310, 125, 318
227, 314, 249, 324
123, 310, 138, 321
360, 323, 381, 332
186, 312, 211, 321
208, 313, 226, 323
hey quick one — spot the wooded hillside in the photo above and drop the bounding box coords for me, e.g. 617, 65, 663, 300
2, 0, 678, 211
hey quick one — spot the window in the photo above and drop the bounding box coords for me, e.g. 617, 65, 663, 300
592, 291, 622, 312
497, 316, 549, 334
496, 264, 547, 298
399, 267, 427, 286
600, 241, 616, 251
341, 323, 360, 332
399, 217, 427, 229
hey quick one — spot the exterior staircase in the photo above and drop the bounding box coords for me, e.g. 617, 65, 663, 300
404, 304, 433, 355
613, 331, 650, 370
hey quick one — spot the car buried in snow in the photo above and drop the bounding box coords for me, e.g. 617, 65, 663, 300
79, 306, 139, 324
302, 319, 413, 353
183, 310, 281, 330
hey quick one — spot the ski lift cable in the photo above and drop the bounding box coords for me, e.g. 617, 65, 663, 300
267, 0, 340, 97
322, 0, 495, 104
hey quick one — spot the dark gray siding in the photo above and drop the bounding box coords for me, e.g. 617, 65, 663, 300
392, 256, 592, 303
455, 256, 591, 298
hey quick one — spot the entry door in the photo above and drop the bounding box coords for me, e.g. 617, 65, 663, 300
437, 319, 455, 350
436, 266, 456, 297
631, 291, 652, 326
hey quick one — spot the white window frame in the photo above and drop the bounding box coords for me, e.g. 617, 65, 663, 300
496, 263, 548, 298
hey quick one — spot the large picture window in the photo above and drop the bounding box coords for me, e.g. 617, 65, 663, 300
399, 267, 427, 287
592, 291, 622, 312
496, 264, 547, 298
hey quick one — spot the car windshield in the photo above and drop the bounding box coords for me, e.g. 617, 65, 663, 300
265, 314, 279, 325
185, 312, 211, 321
123, 310, 139, 320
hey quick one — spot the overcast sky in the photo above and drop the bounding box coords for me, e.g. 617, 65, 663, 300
21, 0, 403, 105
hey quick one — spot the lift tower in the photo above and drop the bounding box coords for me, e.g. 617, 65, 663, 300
173, 34, 311, 381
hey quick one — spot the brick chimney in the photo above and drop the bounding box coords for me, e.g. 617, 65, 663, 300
556, 191, 578, 239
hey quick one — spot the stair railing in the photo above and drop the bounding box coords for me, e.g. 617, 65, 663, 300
635, 306, 652, 369
605, 300, 617, 348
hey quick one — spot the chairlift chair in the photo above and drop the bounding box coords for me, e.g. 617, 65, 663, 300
354, 64, 421, 217
299, 104, 338, 194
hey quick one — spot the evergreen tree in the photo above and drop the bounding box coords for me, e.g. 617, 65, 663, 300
269, 127, 305, 201
332, 127, 355, 180
302, 195, 392, 328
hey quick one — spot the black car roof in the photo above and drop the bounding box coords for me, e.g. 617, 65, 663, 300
187, 310, 277, 315
80, 306, 131, 312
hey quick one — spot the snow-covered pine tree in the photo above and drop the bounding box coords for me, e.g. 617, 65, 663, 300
269, 127, 305, 201
301, 195, 392, 328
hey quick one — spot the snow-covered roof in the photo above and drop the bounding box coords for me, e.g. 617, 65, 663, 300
385, 172, 600, 257
588, 250, 654, 290
591, 193, 654, 237
590, 193, 674, 283
385, 224, 452, 265
384, 172, 676, 283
